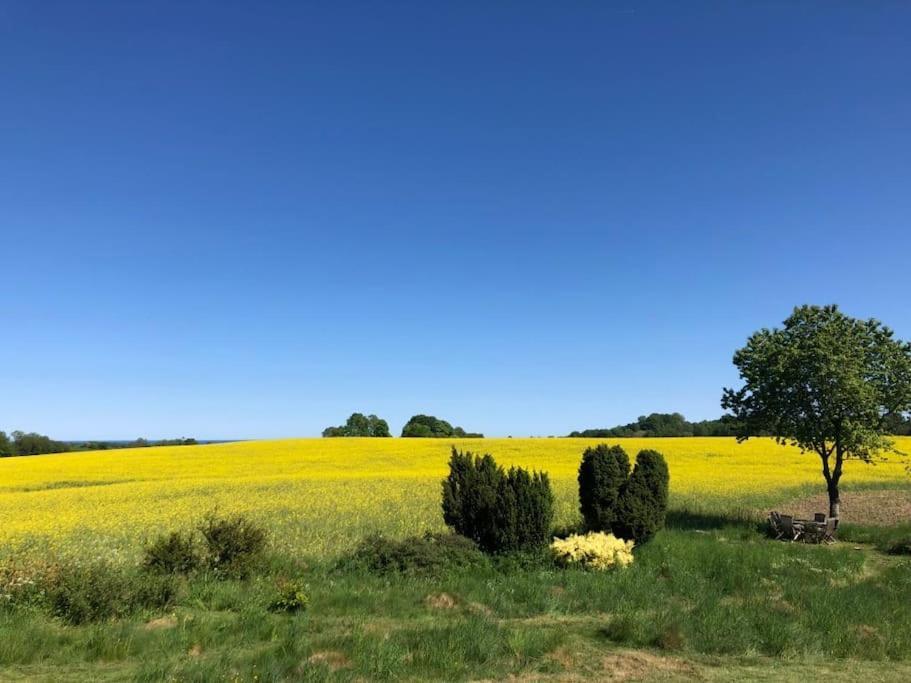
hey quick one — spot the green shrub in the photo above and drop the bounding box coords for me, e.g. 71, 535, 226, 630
577, 444, 630, 532
442, 448, 554, 554
493, 467, 554, 552
442, 448, 502, 552
887, 540, 911, 556
199, 513, 267, 578
613, 450, 670, 542
131, 572, 181, 611
347, 532, 488, 575
45, 564, 177, 625
269, 578, 309, 613
143, 531, 201, 575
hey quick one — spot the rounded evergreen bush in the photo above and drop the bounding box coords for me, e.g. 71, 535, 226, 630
442, 448, 502, 552
494, 467, 554, 552
442, 447, 554, 554
613, 449, 670, 542
577, 444, 630, 532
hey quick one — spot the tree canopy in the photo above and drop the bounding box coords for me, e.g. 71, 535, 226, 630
721, 304, 911, 519
401, 415, 483, 438
0, 431, 200, 457
568, 413, 743, 438
322, 413, 391, 437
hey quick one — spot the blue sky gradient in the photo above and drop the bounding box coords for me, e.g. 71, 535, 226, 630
2, 1, 910, 438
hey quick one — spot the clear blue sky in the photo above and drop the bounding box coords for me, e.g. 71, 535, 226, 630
2, 2, 910, 439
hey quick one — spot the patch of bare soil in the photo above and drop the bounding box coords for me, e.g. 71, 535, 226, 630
305, 650, 352, 671
771, 489, 911, 526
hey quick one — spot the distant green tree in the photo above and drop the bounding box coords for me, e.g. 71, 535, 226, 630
569, 413, 747, 438
347, 413, 370, 436
8, 431, 70, 456
402, 415, 482, 438
323, 413, 391, 437
722, 305, 911, 520
0, 431, 11, 457
367, 415, 391, 437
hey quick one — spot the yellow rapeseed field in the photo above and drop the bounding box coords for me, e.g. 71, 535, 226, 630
0, 437, 908, 561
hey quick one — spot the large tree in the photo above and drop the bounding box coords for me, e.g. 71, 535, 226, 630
322, 413, 391, 437
722, 305, 911, 521
401, 415, 483, 438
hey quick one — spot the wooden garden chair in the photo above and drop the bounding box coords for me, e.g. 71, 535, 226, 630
780, 514, 799, 541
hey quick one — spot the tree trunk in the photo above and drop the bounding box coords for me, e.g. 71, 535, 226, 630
827, 480, 840, 523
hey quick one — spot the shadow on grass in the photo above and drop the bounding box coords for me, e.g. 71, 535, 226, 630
665, 508, 763, 533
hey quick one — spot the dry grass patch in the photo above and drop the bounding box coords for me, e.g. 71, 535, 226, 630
600, 649, 698, 681
772, 489, 911, 526
305, 650, 352, 671
143, 615, 177, 631
425, 592, 458, 610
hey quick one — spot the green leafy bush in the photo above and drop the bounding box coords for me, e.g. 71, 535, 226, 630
442, 448, 553, 553
613, 450, 670, 542
199, 513, 267, 578
347, 532, 488, 575
269, 578, 309, 613
45, 564, 177, 625
578, 444, 630, 532
142, 531, 202, 575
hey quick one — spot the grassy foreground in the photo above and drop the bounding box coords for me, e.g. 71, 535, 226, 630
2, 522, 911, 681
1, 438, 911, 680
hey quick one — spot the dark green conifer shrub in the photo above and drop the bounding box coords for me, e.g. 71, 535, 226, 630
494, 467, 554, 552
577, 444, 630, 532
442, 448, 502, 551
613, 450, 670, 542
442, 448, 553, 553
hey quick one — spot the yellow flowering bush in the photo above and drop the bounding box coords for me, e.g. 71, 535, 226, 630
550, 532, 635, 570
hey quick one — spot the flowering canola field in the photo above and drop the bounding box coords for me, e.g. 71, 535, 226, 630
0, 437, 908, 561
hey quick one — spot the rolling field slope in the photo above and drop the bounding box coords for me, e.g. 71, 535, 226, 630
2, 437, 908, 561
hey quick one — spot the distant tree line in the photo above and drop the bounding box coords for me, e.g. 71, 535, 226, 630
400, 415, 483, 438
73, 437, 199, 450
0, 430, 198, 457
0, 431, 70, 456
322, 413, 391, 437
568, 413, 750, 438
322, 413, 483, 438
568, 411, 910, 438
882, 413, 911, 436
